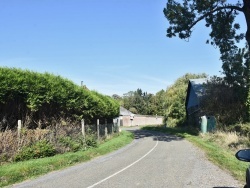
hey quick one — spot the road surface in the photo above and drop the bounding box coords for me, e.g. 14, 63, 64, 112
11, 128, 241, 188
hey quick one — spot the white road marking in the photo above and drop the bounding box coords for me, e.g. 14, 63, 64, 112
87, 135, 159, 188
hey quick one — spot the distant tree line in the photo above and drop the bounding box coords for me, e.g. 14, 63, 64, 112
113, 88, 165, 116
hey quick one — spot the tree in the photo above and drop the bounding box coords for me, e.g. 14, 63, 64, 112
200, 76, 248, 125
163, 0, 250, 119
122, 90, 145, 114
150, 90, 167, 116
222, 45, 250, 99
112, 94, 124, 106
164, 0, 249, 53
121, 89, 158, 115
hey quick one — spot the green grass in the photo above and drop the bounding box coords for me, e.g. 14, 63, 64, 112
0, 131, 134, 187
142, 126, 249, 184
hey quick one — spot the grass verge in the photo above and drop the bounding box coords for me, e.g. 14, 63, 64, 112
142, 126, 248, 184
0, 131, 134, 187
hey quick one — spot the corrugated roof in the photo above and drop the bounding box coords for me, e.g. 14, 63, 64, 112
189, 78, 207, 85
185, 78, 207, 111
189, 78, 207, 98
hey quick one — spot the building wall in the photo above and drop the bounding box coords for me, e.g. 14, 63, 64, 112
120, 115, 163, 126
187, 87, 199, 109
187, 110, 200, 127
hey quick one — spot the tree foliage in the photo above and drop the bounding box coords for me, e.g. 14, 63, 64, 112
199, 45, 250, 125
201, 76, 248, 125
113, 88, 166, 116
164, 0, 248, 54
222, 45, 250, 101
121, 89, 157, 115
0, 67, 119, 130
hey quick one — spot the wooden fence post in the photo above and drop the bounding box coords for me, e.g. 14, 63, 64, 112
105, 119, 108, 138
97, 119, 100, 140
81, 119, 85, 140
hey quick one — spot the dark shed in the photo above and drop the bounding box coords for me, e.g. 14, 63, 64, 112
185, 78, 207, 126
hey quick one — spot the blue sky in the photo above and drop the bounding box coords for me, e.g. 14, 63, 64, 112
0, 0, 246, 96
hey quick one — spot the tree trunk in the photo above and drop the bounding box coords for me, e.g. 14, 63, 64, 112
243, 0, 250, 47
243, 0, 250, 121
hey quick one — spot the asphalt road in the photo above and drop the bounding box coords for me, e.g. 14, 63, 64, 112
11, 128, 241, 188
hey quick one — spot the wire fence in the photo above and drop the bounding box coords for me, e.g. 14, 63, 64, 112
0, 119, 120, 164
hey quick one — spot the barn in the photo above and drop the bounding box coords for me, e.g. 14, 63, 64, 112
185, 78, 207, 126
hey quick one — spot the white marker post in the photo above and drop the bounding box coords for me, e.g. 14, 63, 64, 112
97, 119, 100, 141
17, 120, 22, 145
81, 119, 85, 139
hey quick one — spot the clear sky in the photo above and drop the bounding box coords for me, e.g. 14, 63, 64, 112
0, 0, 246, 96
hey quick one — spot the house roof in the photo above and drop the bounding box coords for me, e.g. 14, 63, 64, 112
120, 106, 133, 116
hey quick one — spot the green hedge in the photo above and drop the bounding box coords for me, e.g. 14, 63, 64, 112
0, 67, 119, 129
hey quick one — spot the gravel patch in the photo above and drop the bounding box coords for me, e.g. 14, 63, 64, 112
183, 140, 243, 188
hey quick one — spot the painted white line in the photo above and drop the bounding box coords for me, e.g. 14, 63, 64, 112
87, 134, 159, 188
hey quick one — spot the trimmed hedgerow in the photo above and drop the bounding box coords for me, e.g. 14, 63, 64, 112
0, 67, 119, 129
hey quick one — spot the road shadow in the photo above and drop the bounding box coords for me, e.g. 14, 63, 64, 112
126, 129, 183, 142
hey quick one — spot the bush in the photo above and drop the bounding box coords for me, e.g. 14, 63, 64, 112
57, 132, 99, 151
227, 123, 250, 137
58, 136, 83, 152
14, 140, 56, 161
85, 134, 98, 148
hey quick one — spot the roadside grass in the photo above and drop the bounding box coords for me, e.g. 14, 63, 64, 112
0, 131, 134, 188
142, 126, 249, 183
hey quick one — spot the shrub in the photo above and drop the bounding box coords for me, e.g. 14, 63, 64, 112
0, 130, 18, 163
14, 140, 56, 161
227, 123, 250, 137
58, 136, 83, 152
85, 134, 98, 148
